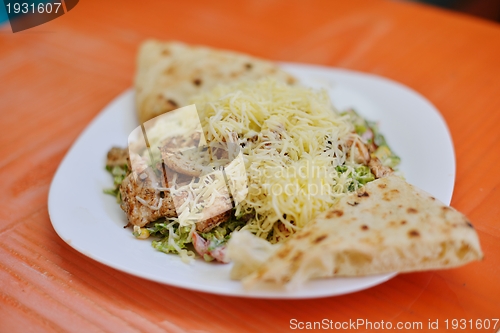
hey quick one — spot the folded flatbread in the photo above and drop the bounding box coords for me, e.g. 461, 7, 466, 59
229, 175, 483, 288
135, 40, 296, 123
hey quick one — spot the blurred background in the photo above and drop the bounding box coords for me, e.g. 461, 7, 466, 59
414, 0, 500, 21
1, 0, 500, 26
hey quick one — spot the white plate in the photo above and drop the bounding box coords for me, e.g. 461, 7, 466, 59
48, 63, 455, 299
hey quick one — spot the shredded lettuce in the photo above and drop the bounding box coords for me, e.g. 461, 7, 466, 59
103, 164, 128, 203
145, 211, 250, 262
150, 220, 193, 254
335, 165, 375, 192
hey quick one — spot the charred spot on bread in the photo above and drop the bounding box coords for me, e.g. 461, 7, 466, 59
361, 225, 369, 230
326, 210, 344, 218
163, 67, 175, 75
193, 78, 202, 86
407, 207, 418, 214
167, 99, 178, 107
245, 63, 253, 70
276, 249, 288, 259
314, 235, 328, 243
291, 251, 303, 262
383, 188, 400, 201
408, 230, 420, 237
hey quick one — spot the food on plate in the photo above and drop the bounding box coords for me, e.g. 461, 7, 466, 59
228, 175, 483, 289
105, 78, 400, 263
135, 40, 296, 123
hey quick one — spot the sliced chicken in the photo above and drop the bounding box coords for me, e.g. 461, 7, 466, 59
161, 148, 214, 177
106, 147, 129, 168
120, 164, 232, 232
195, 198, 233, 233
346, 135, 371, 164
369, 157, 394, 178
119, 169, 177, 227
160, 131, 240, 177
160, 132, 202, 151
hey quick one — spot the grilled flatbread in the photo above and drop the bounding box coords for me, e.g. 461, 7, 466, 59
229, 175, 483, 288
135, 40, 296, 123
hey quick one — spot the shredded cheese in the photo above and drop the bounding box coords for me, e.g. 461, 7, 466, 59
135, 195, 163, 211
188, 78, 365, 243
170, 171, 230, 226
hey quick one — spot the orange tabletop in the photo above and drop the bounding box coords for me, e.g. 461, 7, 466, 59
1, 0, 499, 332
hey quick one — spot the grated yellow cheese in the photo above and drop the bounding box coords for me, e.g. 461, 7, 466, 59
190, 78, 366, 243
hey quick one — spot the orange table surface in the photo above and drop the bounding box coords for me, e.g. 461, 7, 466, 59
1, 0, 500, 332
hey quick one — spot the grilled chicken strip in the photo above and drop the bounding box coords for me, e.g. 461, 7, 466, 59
106, 147, 129, 168
196, 210, 233, 233
346, 135, 371, 164
161, 149, 214, 177
160, 131, 239, 177
369, 157, 394, 178
118, 161, 232, 231
110, 129, 235, 231
119, 168, 178, 227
